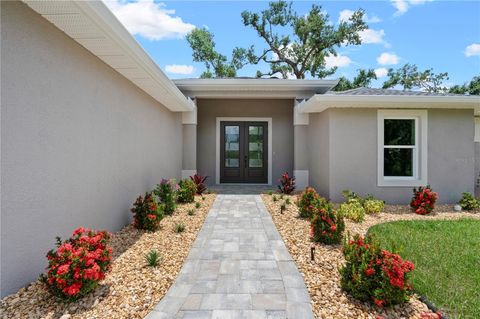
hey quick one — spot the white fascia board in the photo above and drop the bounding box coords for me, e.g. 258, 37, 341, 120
24, 0, 193, 112
75, 2, 194, 112
173, 78, 339, 99
297, 94, 480, 114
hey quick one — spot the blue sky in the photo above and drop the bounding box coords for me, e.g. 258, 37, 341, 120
104, 0, 480, 88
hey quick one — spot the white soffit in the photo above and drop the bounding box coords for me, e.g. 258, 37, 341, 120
297, 94, 480, 115
173, 78, 339, 99
23, 0, 193, 112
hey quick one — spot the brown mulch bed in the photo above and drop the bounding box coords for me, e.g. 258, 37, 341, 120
261, 194, 479, 319
0, 194, 216, 319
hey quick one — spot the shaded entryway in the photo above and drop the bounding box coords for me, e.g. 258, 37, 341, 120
146, 195, 314, 319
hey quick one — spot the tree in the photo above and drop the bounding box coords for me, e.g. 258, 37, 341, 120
241, 1, 367, 79
448, 76, 480, 95
186, 28, 250, 78
382, 64, 449, 93
333, 69, 377, 91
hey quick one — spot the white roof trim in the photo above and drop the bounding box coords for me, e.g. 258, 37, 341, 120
174, 78, 338, 99
297, 94, 480, 115
23, 0, 193, 112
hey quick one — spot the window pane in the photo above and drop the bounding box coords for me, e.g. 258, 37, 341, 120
384, 148, 413, 177
248, 125, 263, 168
225, 126, 240, 167
384, 119, 415, 146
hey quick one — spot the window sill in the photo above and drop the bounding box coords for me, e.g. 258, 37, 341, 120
378, 177, 427, 187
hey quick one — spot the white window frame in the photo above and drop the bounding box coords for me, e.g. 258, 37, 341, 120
377, 110, 428, 187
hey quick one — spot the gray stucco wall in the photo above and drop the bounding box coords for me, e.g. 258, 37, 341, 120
475, 143, 480, 197
293, 125, 308, 170
182, 124, 197, 170
307, 111, 330, 198
308, 108, 474, 204
1, 2, 182, 296
196, 99, 294, 185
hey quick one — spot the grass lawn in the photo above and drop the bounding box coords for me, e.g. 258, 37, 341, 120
368, 218, 480, 319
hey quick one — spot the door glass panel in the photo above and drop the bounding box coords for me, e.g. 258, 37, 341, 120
248, 125, 263, 168
225, 126, 240, 167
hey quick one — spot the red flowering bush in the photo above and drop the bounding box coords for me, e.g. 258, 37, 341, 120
131, 192, 164, 231
310, 200, 345, 244
340, 234, 415, 307
410, 185, 438, 215
40, 228, 112, 301
297, 187, 321, 218
278, 172, 296, 194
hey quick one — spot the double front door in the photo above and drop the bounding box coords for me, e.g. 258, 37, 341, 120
220, 121, 268, 183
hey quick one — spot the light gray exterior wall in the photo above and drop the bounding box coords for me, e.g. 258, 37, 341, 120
475, 143, 480, 197
293, 125, 309, 170
182, 124, 197, 170
308, 108, 475, 204
307, 110, 330, 198
1, 2, 182, 296
196, 98, 294, 185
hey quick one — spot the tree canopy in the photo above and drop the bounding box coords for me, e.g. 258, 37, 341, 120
241, 1, 367, 79
382, 64, 449, 93
186, 28, 250, 78
333, 69, 377, 91
448, 76, 480, 95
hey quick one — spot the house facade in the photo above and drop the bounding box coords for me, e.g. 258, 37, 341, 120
1, 0, 479, 296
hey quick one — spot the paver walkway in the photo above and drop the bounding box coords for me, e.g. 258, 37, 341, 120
146, 195, 314, 319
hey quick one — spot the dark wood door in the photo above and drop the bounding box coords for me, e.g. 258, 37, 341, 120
220, 121, 268, 183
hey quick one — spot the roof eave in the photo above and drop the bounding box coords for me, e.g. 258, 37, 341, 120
297, 94, 480, 115
173, 79, 339, 99
24, 0, 193, 112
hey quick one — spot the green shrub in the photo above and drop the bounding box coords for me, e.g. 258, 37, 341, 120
338, 200, 365, 222
297, 187, 320, 218
195, 202, 201, 209
339, 234, 415, 308
154, 179, 177, 215
131, 192, 164, 231
187, 209, 195, 216
177, 179, 196, 203
145, 250, 162, 267
285, 198, 291, 205
458, 192, 479, 211
272, 195, 278, 202
267, 190, 273, 196
364, 199, 385, 215
342, 189, 364, 205
174, 222, 185, 233
310, 201, 345, 244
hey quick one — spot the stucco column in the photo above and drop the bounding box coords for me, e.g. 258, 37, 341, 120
294, 99, 309, 190
182, 99, 197, 179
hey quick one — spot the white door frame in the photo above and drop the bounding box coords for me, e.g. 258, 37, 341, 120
216, 117, 273, 185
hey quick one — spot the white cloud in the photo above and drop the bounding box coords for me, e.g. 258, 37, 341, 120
359, 29, 387, 46
325, 54, 352, 68
391, 0, 433, 16
374, 67, 389, 78
103, 0, 195, 40
165, 64, 194, 75
338, 9, 381, 24
465, 43, 480, 57
377, 52, 399, 65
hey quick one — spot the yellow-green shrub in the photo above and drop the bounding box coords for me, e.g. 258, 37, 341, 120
364, 199, 384, 215
338, 200, 365, 222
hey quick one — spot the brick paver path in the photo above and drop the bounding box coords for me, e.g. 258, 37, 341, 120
146, 195, 314, 319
